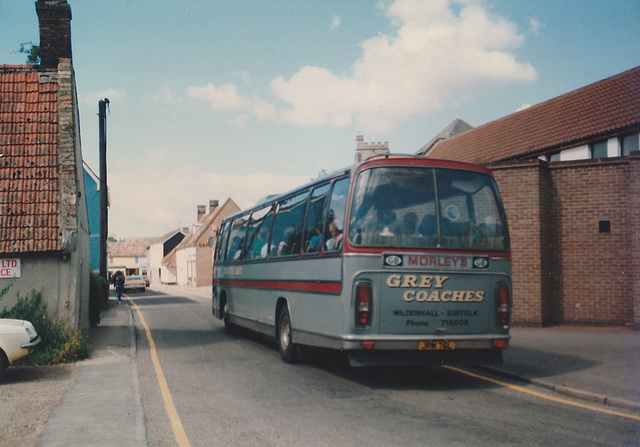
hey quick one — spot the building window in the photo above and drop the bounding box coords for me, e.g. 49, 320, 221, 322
622, 133, 639, 156
598, 220, 611, 234
591, 141, 608, 159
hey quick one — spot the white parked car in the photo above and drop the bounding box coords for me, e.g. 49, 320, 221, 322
124, 275, 146, 292
0, 319, 41, 377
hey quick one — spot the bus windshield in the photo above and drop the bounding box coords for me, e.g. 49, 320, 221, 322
348, 166, 509, 250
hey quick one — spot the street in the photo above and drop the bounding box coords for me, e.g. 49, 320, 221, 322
127, 288, 638, 447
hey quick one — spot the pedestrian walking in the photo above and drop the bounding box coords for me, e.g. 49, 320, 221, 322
114, 271, 125, 303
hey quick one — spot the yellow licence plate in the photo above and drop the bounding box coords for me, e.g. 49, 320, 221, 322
418, 341, 456, 350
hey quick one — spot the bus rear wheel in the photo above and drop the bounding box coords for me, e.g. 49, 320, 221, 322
278, 306, 298, 363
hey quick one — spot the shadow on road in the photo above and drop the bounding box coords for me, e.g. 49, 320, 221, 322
123, 290, 199, 306
218, 325, 602, 393
218, 327, 502, 391
0, 363, 74, 385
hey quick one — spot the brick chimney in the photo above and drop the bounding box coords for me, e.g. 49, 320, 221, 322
209, 200, 219, 214
36, 0, 72, 69
197, 205, 206, 222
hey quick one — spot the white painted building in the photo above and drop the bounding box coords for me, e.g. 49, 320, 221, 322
146, 229, 186, 285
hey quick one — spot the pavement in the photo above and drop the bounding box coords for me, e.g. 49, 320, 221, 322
38, 284, 639, 445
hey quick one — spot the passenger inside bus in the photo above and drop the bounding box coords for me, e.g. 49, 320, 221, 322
418, 213, 437, 244
276, 227, 297, 256
233, 237, 244, 260
325, 219, 343, 251
392, 212, 418, 235
306, 223, 323, 253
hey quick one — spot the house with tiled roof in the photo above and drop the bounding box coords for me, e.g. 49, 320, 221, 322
0, 0, 90, 328
418, 66, 640, 328
420, 67, 640, 163
175, 198, 240, 287
107, 237, 155, 277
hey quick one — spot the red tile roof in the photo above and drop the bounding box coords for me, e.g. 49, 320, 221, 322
427, 66, 640, 164
108, 238, 156, 257
0, 65, 61, 253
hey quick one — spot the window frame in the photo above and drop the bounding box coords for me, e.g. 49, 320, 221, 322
269, 190, 311, 258
301, 182, 331, 256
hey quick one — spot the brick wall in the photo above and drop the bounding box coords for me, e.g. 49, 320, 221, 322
492, 157, 637, 327
630, 155, 640, 329
549, 159, 633, 325
493, 162, 545, 325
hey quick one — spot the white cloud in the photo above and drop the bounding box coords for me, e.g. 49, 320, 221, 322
186, 83, 278, 122
188, 0, 536, 132
151, 85, 183, 105
225, 113, 250, 129
186, 83, 249, 112
107, 164, 309, 239
529, 17, 544, 35
330, 14, 342, 30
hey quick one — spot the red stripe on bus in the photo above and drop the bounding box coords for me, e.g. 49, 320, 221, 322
215, 279, 342, 294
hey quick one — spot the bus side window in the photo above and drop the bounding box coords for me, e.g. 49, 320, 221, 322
214, 221, 230, 263
244, 206, 274, 260
303, 183, 330, 254
225, 215, 249, 262
270, 191, 309, 257
324, 177, 349, 253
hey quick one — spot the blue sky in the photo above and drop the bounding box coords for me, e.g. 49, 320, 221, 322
1, 0, 639, 238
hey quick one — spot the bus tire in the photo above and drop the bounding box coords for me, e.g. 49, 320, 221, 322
278, 306, 298, 364
222, 298, 234, 334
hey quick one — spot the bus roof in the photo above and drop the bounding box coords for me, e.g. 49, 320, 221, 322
222, 156, 494, 222
358, 154, 495, 176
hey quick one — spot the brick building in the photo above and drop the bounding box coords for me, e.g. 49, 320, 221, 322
174, 198, 240, 287
419, 66, 640, 328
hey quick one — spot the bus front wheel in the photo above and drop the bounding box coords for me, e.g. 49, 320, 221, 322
222, 298, 234, 333
278, 306, 298, 364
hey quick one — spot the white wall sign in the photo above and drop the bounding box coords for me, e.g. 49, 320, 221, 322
0, 259, 21, 278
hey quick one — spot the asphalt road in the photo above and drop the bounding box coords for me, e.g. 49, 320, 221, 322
127, 289, 639, 447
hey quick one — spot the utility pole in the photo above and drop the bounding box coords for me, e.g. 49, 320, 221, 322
98, 99, 110, 280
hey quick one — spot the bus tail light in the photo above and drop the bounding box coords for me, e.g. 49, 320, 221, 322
496, 283, 511, 329
355, 282, 373, 328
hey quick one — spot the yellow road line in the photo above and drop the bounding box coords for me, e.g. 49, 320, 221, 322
128, 297, 193, 447
443, 365, 640, 422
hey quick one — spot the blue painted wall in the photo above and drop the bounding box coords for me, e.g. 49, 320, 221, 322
83, 165, 100, 272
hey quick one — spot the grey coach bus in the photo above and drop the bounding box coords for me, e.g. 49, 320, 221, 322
212, 155, 511, 366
